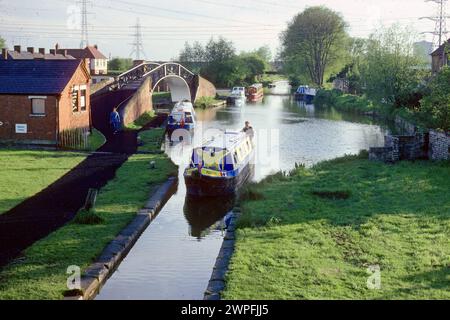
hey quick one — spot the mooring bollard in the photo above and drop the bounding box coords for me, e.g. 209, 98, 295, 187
150, 161, 156, 169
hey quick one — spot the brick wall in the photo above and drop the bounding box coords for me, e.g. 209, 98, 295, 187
119, 77, 152, 126
0, 94, 58, 144
194, 75, 216, 101
58, 65, 91, 133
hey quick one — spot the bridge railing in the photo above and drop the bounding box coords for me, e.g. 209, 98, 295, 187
114, 62, 161, 89
111, 61, 196, 91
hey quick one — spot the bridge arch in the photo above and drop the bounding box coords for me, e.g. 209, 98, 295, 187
152, 75, 192, 102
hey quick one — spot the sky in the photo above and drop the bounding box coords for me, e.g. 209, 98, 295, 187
0, 0, 447, 60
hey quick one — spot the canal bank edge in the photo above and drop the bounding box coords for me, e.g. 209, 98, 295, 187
203, 207, 241, 300
65, 176, 178, 300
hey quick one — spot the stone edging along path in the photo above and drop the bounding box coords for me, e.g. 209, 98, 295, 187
203, 207, 241, 300
65, 176, 178, 300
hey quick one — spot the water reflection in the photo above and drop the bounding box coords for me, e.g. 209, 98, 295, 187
184, 194, 235, 239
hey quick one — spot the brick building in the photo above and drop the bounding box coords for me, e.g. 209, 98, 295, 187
0, 45, 75, 60
64, 45, 108, 75
431, 39, 449, 74
0, 59, 91, 146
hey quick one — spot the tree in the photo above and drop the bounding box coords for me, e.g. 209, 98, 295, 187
0, 36, 5, 49
281, 6, 348, 87
359, 25, 428, 106
204, 37, 236, 63
419, 67, 450, 131
108, 57, 133, 72
239, 53, 266, 83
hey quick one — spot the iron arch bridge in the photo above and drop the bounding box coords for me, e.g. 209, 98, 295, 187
113, 62, 197, 102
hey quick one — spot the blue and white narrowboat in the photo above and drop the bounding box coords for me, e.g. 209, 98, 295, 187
294, 85, 317, 104
167, 100, 196, 133
184, 130, 255, 196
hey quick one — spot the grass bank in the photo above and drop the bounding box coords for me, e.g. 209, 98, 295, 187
194, 96, 225, 109
223, 153, 450, 299
125, 111, 156, 130
0, 149, 86, 215
0, 129, 177, 299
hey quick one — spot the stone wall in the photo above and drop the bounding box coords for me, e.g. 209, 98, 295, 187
370, 130, 448, 163
429, 130, 449, 160
394, 116, 416, 135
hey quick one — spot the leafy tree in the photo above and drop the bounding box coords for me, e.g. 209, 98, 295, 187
0, 36, 5, 49
359, 25, 429, 106
239, 53, 266, 83
281, 6, 349, 87
108, 57, 133, 72
418, 67, 450, 131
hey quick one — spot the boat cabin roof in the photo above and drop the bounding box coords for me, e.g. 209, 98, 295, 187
172, 101, 194, 114
200, 130, 249, 151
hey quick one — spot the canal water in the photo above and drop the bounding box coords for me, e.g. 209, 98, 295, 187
96, 84, 387, 300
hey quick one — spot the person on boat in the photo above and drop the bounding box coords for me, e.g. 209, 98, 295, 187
110, 107, 121, 135
242, 121, 254, 138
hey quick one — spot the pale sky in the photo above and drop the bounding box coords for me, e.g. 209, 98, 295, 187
0, 0, 446, 60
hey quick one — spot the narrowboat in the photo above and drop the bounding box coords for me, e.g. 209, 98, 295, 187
166, 100, 196, 134
184, 130, 255, 196
246, 83, 264, 102
227, 87, 246, 104
294, 85, 317, 104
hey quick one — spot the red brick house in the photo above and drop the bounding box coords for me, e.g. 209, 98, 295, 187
0, 59, 91, 146
64, 45, 108, 75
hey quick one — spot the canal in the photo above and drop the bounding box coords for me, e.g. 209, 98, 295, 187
96, 86, 387, 300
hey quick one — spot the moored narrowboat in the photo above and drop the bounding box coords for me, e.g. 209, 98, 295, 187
246, 83, 264, 102
166, 100, 196, 134
227, 87, 246, 105
294, 85, 317, 104
184, 130, 255, 196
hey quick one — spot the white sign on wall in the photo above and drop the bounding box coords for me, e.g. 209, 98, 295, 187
15, 124, 28, 134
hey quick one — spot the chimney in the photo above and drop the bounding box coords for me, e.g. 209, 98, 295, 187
2, 48, 7, 60
27, 47, 35, 54
94, 44, 98, 49
50, 49, 55, 55
39, 48, 45, 55
14, 45, 21, 53
55, 43, 59, 51
62, 49, 67, 57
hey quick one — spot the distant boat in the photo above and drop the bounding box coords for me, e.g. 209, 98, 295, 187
246, 83, 264, 102
184, 130, 255, 196
227, 87, 246, 105
166, 100, 196, 140
294, 85, 316, 104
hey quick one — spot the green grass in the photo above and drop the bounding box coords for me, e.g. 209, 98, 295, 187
152, 91, 171, 104
125, 111, 156, 130
86, 129, 106, 151
138, 128, 164, 153
194, 96, 224, 109
0, 149, 86, 215
0, 130, 177, 299
223, 153, 450, 300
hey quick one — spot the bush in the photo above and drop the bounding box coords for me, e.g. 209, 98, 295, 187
418, 67, 450, 131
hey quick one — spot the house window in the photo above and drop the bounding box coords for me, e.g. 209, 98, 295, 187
72, 86, 79, 112
31, 98, 46, 115
80, 85, 87, 111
